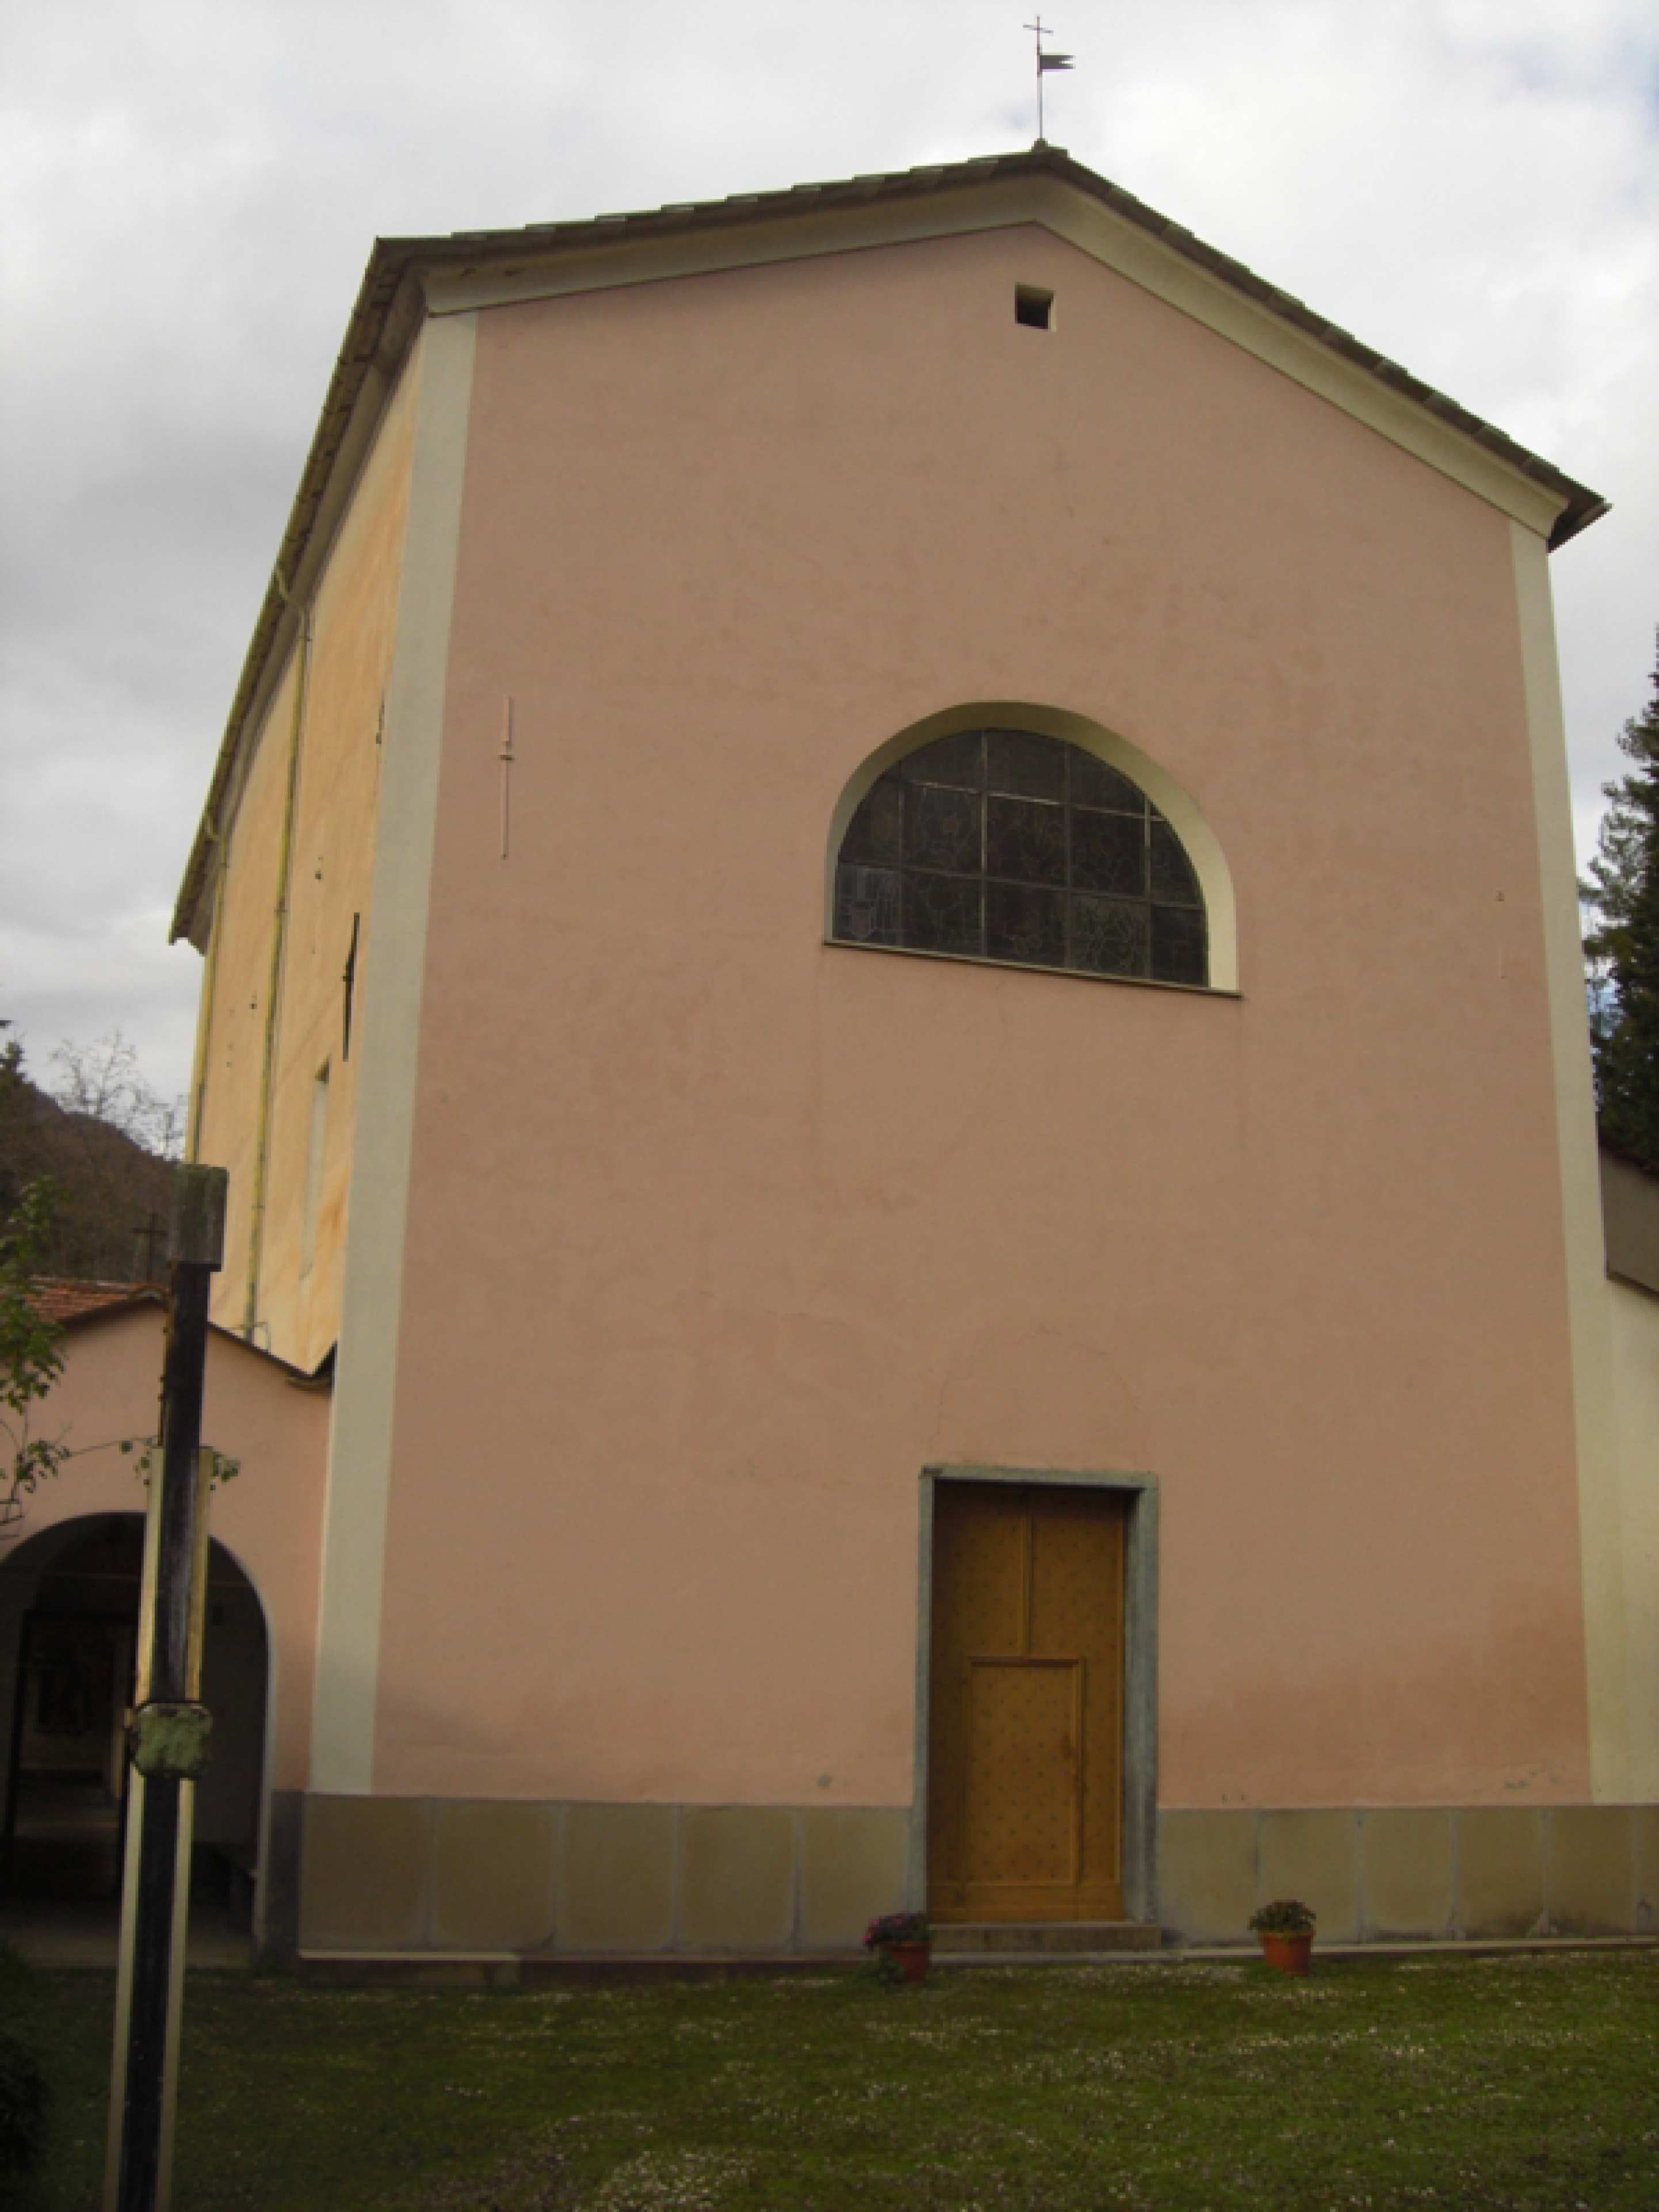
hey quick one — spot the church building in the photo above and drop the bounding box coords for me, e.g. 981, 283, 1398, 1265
10, 147, 1658, 1963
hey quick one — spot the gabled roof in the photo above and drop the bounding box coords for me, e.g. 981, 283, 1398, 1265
171, 143, 1609, 943
39, 1275, 334, 1383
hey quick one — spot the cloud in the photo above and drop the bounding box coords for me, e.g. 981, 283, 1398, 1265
2, 0, 1655, 1096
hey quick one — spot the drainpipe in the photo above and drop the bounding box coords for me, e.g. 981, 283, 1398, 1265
242, 582, 311, 1340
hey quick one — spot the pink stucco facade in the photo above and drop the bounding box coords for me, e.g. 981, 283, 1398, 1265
367, 219, 1589, 1817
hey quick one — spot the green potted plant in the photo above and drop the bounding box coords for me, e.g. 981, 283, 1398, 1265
864, 1910, 932, 1984
1249, 1898, 1316, 1975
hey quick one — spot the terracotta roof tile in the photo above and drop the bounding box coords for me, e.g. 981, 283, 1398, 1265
31, 1279, 165, 1325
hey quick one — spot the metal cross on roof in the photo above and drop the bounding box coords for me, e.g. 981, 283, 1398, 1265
1024, 16, 1074, 146
134, 1210, 167, 1282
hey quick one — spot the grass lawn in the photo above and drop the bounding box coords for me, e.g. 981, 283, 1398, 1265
7, 1946, 1658, 2210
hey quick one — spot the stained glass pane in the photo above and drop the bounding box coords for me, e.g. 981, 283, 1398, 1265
1149, 817, 1200, 906
987, 794, 1066, 886
840, 773, 903, 866
1150, 903, 1207, 985
905, 783, 982, 873
1070, 752, 1146, 813
834, 727, 1208, 989
834, 864, 901, 947
1071, 807, 1146, 897
1070, 893, 1149, 978
987, 881, 1065, 967
903, 871, 982, 956
987, 729, 1066, 799
901, 730, 983, 790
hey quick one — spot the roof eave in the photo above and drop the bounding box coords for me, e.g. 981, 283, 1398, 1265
170, 245, 424, 943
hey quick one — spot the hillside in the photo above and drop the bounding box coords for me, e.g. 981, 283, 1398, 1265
0, 1044, 176, 1281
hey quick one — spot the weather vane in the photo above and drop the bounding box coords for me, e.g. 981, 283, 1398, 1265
1025, 17, 1074, 146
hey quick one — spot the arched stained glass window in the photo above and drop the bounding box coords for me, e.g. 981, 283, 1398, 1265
833, 728, 1208, 986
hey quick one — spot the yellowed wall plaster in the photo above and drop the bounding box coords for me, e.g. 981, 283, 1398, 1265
193, 345, 424, 1371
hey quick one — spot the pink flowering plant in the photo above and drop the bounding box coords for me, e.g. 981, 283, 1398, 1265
863, 1912, 930, 1950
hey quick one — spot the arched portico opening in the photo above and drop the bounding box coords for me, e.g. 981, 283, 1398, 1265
0, 1513, 269, 1921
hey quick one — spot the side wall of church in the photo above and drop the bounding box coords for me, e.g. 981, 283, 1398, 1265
193, 345, 425, 1372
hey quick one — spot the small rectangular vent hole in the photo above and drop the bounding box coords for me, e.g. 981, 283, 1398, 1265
1015, 285, 1054, 330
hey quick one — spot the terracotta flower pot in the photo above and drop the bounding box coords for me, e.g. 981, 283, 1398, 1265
1259, 1931, 1313, 1975
890, 1940, 932, 1984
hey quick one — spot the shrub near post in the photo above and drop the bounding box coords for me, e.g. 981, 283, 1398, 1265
864, 1912, 932, 1985
1249, 1899, 1316, 1975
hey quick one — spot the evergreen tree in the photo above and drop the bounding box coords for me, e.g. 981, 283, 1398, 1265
1582, 636, 1659, 1172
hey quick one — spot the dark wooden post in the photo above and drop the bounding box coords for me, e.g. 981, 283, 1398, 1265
106, 1165, 227, 2212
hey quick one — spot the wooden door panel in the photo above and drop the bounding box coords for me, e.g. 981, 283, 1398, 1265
928, 1482, 1125, 1921
925, 1483, 1026, 1892
1029, 1490, 1124, 1893
962, 1659, 1081, 1885
932, 1483, 1025, 1654
1029, 1490, 1122, 1658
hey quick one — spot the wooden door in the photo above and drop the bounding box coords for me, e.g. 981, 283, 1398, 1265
927, 1483, 1126, 1921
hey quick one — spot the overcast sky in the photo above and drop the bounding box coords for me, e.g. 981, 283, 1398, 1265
2, 0, 1655, 1107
